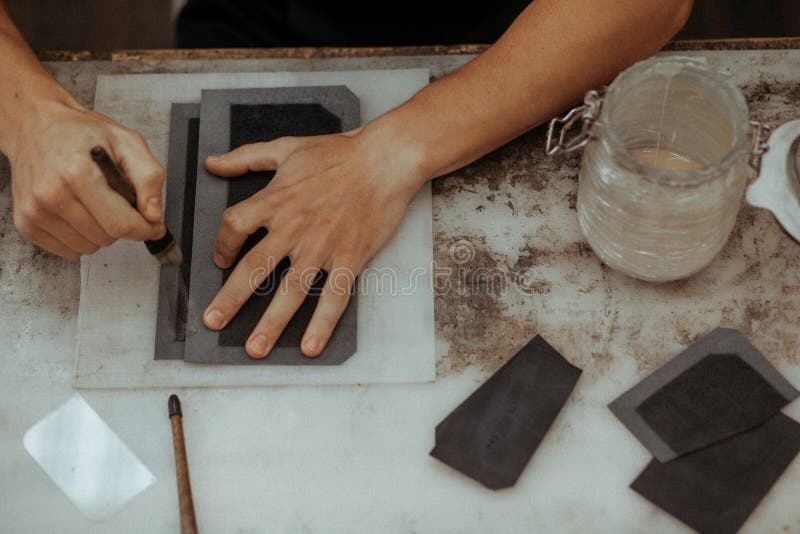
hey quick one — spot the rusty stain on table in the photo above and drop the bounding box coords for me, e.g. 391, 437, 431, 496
1, 41, 799, 384
434, 94, 800, 378
427, 44, 800, 378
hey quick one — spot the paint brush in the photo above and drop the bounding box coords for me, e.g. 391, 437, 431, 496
90, 146, 183, 265
168, 394, 198, 534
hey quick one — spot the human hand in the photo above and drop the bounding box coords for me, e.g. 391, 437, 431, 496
4, 97, 166, 259
201, 124, 427, 358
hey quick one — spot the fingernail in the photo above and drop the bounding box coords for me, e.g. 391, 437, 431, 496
249, 335, 270, 358
203, 308, 225, 330
208, 154, 225, 161
146, 197, 162, 219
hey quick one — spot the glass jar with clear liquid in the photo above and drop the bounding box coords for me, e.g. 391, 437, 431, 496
547, 57, 765, 282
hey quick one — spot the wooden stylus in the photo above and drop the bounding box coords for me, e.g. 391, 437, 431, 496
169, 394, 198, 534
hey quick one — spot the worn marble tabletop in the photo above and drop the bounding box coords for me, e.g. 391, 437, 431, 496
1, 44, 800, 533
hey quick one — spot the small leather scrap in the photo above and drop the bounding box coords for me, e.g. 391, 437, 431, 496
631, 413, 800, 534
430, 335, 582, 490
609, 327, 798, 462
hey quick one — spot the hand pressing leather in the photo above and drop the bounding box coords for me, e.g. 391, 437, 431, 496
201, 125, 426, 359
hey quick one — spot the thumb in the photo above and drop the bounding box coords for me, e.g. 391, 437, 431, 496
205, 138, 298, 177
114, 131, 166, 223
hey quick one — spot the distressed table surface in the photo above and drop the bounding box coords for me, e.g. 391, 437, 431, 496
1, 43, 800, 533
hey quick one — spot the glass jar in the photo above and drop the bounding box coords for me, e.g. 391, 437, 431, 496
547, 57, 759, 282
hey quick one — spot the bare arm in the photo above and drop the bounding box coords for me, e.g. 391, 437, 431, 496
370, 0, 694, 182
0, 2, 165, 259
0, 1, 67, 146
202, 0, 693, 359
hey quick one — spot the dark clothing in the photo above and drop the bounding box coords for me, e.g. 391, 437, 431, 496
176, 0, 530, 48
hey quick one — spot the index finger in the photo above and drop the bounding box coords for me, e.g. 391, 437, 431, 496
213, 190, 274, 268
204, 137, 300, 178
63, 151, 165, 241
114, 130, 166, 223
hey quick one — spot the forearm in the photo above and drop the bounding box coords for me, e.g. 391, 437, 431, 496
0, 2, 75, 155
367, 0, 692, 185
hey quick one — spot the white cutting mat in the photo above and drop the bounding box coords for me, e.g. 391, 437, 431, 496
75, 69, 435, 388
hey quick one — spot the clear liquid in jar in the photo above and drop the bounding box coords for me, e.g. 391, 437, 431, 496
631, 148, 702, 171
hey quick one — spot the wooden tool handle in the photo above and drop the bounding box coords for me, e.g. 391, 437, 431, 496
90, 146, 138, 206
91, 145, 179, 258
171, 416, 198, 534
169, 395, 198, 534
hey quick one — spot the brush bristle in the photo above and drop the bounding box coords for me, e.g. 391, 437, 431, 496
155, 240, 184, 266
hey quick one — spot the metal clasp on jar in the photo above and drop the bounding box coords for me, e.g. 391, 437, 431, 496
748, 120, 771, 172
546, 89, 772, 172
545, 89, 604, 156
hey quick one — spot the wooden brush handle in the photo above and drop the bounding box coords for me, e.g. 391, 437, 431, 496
91, 145, 176, 256
170, 416, 198, 534
90, 146, 138, 206
169, 395, 198, 534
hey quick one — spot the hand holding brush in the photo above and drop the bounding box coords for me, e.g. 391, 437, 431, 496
91, 146, 182, 265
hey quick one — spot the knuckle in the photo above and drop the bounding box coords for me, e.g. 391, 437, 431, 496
283, 270, 308, 295
106, 221, 133, 239
31, 183, 63, 209
62, 154, 88, 184
259, 317, 282, 338
328, 266, 356, 293
230, 143, 251, 155
144, 168, 166, 188
302, 268, 322, 290
221, 207, 247, 234
211, 294, 235, 316
124, 128, 147, 145
13, 212, 34, 238
80, 243, 100, 255
61, 170, 86, 189
334, 244, 360, 264
241, 249, 270, 272
338, 257, 360, 273
150, 228, 166, 241
214, 239, 236, 258
18, 200, 41, 221
315, 313, 338, 332
274, 135, 295, 147
333, 246, 362, 272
